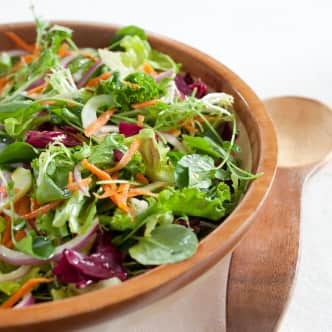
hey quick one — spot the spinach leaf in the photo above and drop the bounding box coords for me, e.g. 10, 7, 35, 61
175, 154, 215, 189
183, 135, 222, 158
14, 230, 54, 259
129, 224, 198, 265
0, 142, 38, 164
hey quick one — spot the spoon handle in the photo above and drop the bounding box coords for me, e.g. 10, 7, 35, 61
226, 167, 306, 332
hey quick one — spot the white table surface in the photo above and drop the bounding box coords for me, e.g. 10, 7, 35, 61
1, 1, 332, 331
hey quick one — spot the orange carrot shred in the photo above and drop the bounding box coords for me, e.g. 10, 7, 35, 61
137, 114, 144, 127
82, 52, 97, 61
26, 82, 48, 95
127, 189, 158, 198
184, 124, 198, 135
132, 99, 158, 109
14, 196, 31, 216
67, 177, 92, 192
86, 72, 112, 88
5, 230, 26, 249
164, 128, 181, 137
23, 201, 63, 220
58, 43, 71, 58
135, 172, 149, 185
2, 217, 11, 246
106, 138, 141, 173
5, 32, 34, 53
143, 63, 156, 76
1, 278, 52, 308
81, 159, 112, 181
84, 109, 116, 137
67, 171, 73, 186
113, 183, 130, 213
20, 54, 35, 64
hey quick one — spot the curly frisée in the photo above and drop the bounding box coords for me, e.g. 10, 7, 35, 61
0, 18, 259, 308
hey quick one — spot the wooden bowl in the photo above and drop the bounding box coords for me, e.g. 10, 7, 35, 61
0, 22, 277, 331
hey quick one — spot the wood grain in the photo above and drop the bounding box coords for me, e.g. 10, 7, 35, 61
227, 167, 305, 332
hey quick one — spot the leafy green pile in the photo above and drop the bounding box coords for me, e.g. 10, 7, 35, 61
0, 18, 258, 308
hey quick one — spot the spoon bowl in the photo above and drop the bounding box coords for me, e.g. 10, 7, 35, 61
264, 96, 332, 168
227, 96, 332, 332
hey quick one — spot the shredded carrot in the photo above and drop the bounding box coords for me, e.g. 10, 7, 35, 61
39, 100, 56, 105
67, 177, 92, 192
164, 128, 181, 137
82, 52, 97, 61
67, 171, 73, 186
84, 109, 116, 137
143, 63, 156, 76
106, 138, 141, 173
132, 99, 158, 109
127, 189, 158, 198
81, 159, 112, 181
1, 278, 52, 308
23, 201, 63, 220
33, 43, 40, 57
81, 159, 119, 199
86, 72, 112, 88
14, 196, 31, 216
112, 183, 130, 213
26, 82, 48, 95
137, 114, 144, 127
2, 217, 11, 246
5, 230, 26, 249
5, 32, 34, 53
135, 172, 149, 185
58, 43, 71, 57
0, 77, 8, 95
184, 124, 198, 135
20, 54, 35, 64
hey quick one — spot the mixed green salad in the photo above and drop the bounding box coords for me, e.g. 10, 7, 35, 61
0, 18, 257, 308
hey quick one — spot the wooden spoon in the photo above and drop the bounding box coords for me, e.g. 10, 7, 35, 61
227, 96, 332, 332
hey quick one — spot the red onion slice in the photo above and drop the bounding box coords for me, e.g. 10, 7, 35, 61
14, 292, 35, 309
25, 77, 46, 91
0, 265, 31, 282
154, 69, 174, 82
0, 220, 99, 266
61, 54, 78, 68
0, 245, 43, 266
53, 220, 99, 261
77, 59, 102, 88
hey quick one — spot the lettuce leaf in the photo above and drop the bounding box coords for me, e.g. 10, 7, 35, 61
137, 128, 174, 183
158, 184, 231, 221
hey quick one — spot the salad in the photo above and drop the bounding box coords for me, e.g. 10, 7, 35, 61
0, 18, 258, 308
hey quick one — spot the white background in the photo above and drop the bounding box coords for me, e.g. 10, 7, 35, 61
1, 1, 332, 331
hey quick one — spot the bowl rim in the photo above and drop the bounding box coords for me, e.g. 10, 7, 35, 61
0, 21, 278, 327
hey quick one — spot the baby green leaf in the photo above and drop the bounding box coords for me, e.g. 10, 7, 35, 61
129, 224, 198, 265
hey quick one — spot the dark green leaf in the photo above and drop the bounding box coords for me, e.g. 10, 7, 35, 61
0, 142, 38, 164
175, 154, 215, 189
129, 224, 198, 265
